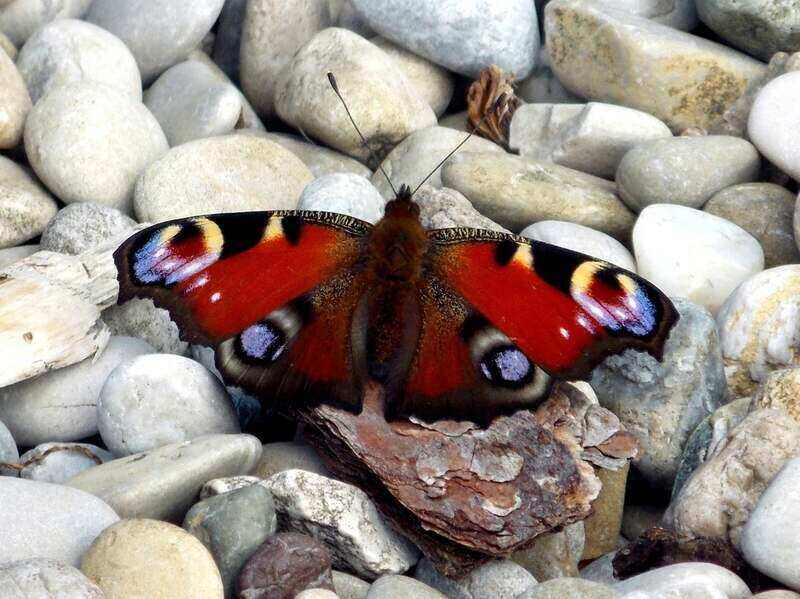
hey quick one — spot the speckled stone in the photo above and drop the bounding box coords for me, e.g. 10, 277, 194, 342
0, 47, 31, 149
18, 442, 113, 483
40, 202, 136, 255
517, 577, 618, 599
367, 575, 447, 599
333, 570, 371, 599
0, 156, 57, 249
0, 559, 104, 598
298, 173, 386, 223
414, 186, 508, 232
103, 298, 188, 356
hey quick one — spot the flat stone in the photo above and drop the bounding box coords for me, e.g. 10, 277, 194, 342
0, 478, 119, 567
0, 244, 37, 269
545, 0, 766, 132
254, 442, 330, 480
349, 0, 539, 78
511, 522, 585, 581
520, 221, 636, 271
18, 442, 113, 483
0, 156, 57, 249
371, 126, 503, 200
134, 133, 312, 222
749, 71, 800, 182
298, 173, 386, 223
716, 265, 800, 396
66, 434, 262, 521
274, 27, 436, 166
0, 0, 92, 47
591, 299, 728, 489
0, 336, 154, 446
250, 131, 372, 179
40, 202, 136, 255
0, 558, 104, 598
668, 409, 800, 546
441, 151, 635, 239
414, 558, 538, 599
414, 185, 508, 232
517, 577, 617, 599
582, 463, 629, 560
367, 575, 446, 599
265, 469, 419, 580
103, 298, 188, 355
510, 102, 672, 179
184, 484, 277, 596
15, 18, 141, 104
145, 59, 243, 146
24, 82, 168, 213
85, 0, 225, 82
81, 518, 223, 598
704, 183, 799, 268
0, 47, 30, 149
633, 204, 764, 313
98, 354, 239, 456
612, 562, 751, 598
333, 570, 371, 599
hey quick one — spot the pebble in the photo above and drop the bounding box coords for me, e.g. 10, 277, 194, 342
607, 0, 698, 30
296, 591, 339, 599
545, 0, 766, 132
520, 221, 636, 271
40, 202, 136, 255
441, 152, 635, 239
253, 131, 372, 179
704, 183, 799, 267
0, 558, 104, 598
0, 32, 14, 59
199, 475, 262, 499
0, 0, 92, 47
350, 0, 539, 78
668, 409, 800, 546
517, 61, 581, 104
582, 464, 629, 559
633, 204, 764, 314
274, 27, 436, 165
697, 0, 800, 60
265, 469, 419, 580
591, 298, 728, 489
753, 592, 800, 599
183, 484, 277, 596
103, 298, 188, 355
0, 419, 18, 476
0, 47, 30, 149
509, 102, 672, 179
370, 36, 454, 116
0, 156, 57, 249
371, 126, 503, 200
66, 434, 262, 521
580, 551, 619, 586
144, 60, 243, 146
367, 575, 446, 599
0, 336, 154, 446
617, 136, 760, 212
414, 185, 508, 232
23, 82, 168, 213
0, 477, 119, 567
0, 244, 37, 269
255, 441, 331, 480
415, 558, 537, 599
239, 0, 334, 117
81, 518, 224, 598
612, 563, 750, 598
211, 0, 245, 83
85, 0, 225, 82
15, 18, 141, 104
298, 173, 386, 224
512, 522, 585, 581
236, 532, 335, 598
716, 265, 800, 397
334, 570, 371, 599
98, 353, 239, 456
749, 71, 800, 182
751, 368, 800, 423
18, 442, 113, 483
133, 134, 312, 222
517, 577, 617, 599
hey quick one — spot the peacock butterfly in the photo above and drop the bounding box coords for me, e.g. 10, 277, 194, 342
113, 76, 679, 425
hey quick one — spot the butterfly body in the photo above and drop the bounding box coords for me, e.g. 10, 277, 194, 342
114, 188, 678, 425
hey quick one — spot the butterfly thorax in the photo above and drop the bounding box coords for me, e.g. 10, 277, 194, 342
365, 194, 428, 285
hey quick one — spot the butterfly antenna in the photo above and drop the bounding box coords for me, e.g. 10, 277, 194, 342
410, 94, 508, 197
327, 72, 398, 197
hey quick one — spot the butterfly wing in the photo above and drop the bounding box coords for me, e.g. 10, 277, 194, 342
114, 211, 371, 410
394, 228, 678, 422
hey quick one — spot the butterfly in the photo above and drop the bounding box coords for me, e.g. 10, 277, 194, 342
113, 182, 678, 425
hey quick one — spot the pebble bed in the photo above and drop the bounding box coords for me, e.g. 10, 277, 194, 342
1, 1, 800, 598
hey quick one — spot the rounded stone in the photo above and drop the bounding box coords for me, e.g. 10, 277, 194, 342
0, 558, 104, 598
298, 173, 385, 223
0, 477, 119, 567
98, 353, 239, 457
749, 71, 800, 182
582, 463, 629, 560
367, 575, 446, 599
134, 134, 312, 222
633, 204, 764, 314
85, 0, 225, 82
103, 298, 188, 355
0, 156, 57, 249
211, 0, 245, 83
0, 244, 38, 269
0, 419, 18, 473
414, 185, 508, 232
40, 202, 136, 255
296, 591, 339, 599
612, 563, 750, 598
606, 0, 698, 30
274, 27, 436, 165
349, 0, 539, 79
81, 518, 224, 599
704, 183, 799, 268
333, 570, 371, 599
18, 442, 113, 483
520, 221, 636, 271
144, 59, 243, 146
0, 336, 154, 446
23, 82, 168, 212
415, 558, 538, 599
0, 0, 92, 47
254, 131, 372, 179
0, 32, 15, 60
199, 475, 263, 499
511, 522, 585, 581
15, 18, 141, 104
255, 441, 331, 480
616, 136, 760, 212
0, 47, 31, 149
521, 577, 617, 599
